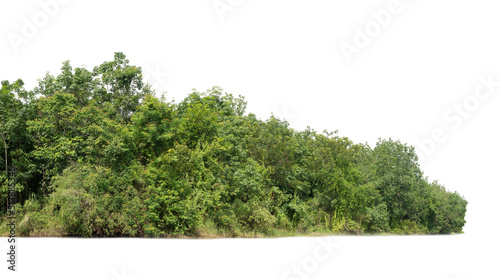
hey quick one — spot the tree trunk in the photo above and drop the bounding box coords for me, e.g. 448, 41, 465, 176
1, 134, 8, 212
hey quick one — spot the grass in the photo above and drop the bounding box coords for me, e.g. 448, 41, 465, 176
0, 215, 461, 238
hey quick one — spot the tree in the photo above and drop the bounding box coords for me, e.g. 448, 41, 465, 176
371, 138, 424, 227
92, 52, 150, 122
0, 79, 28, 212
0, 54, 467, 237
131, 94, 175, 164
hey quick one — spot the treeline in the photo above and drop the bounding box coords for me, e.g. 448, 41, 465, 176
0, 53, 467, 237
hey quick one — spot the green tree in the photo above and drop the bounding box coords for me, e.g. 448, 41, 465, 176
92, 52, 150, 122
371, 138, 423, 228
1, 53, 468, 237
0, 79, 32, 212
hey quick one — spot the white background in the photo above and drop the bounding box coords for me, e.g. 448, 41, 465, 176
0, 0, 498, 278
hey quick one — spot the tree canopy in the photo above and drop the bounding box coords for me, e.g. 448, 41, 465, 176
0, 53, 467, 237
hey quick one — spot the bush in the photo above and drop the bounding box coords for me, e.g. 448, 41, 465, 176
392, 219, 428, 235
366, 202, 390, 232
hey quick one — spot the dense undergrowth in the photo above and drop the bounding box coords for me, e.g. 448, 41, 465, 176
0, 53, 467, 237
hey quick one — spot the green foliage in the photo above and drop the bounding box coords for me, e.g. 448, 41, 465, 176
366, 202, 390, 232
0, 53, 468, 237
40, 163, 148, 237
392, 219, 428, 235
